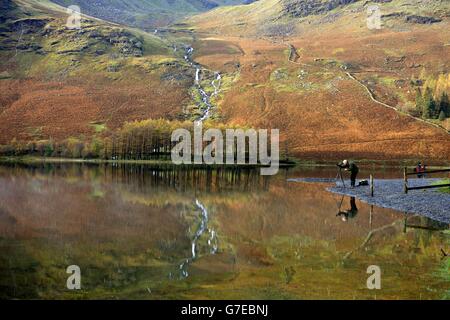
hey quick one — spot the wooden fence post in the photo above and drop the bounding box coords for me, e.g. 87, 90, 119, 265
370, 174, 374, 197
403, 167, 408, 194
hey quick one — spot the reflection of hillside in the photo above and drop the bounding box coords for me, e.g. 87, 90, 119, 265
0, 163, 445, 252
0, 163, 448, 299
213, 181, 400, 246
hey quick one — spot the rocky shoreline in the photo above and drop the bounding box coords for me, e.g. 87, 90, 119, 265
327, 178, 450, 224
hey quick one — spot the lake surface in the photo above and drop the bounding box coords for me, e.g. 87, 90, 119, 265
0, 163, 448, 299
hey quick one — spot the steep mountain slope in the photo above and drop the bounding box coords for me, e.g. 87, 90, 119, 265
0, 0, 193, 143
50, 0, 250, 29
185, 0, 450, 160
189, 0, 449, 36
1, 0, 449, 160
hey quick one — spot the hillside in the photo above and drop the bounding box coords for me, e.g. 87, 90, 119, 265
49, 0, 250, 29
0, 0, 449, 161
185, 0, 450, 160
0, 0, 195, 144
189, 0, 449, 35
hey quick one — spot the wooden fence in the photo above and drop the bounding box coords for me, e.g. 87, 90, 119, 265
403, 168, 450, 194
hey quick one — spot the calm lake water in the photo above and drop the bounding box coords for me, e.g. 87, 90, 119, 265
0, 163, 448, 299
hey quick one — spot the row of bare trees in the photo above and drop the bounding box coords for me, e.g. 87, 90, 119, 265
1, 119, 282, 161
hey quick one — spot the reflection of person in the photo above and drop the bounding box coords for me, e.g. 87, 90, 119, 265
414, 162, 426, 178
337, 160, 359, 187
421, 163, 427, 178
337, 197, 359, 222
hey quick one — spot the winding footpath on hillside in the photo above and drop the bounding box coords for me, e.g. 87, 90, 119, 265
278, 39, 448, 134
345, 72, 449, 134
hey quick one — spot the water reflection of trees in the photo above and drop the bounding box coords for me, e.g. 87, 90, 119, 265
108, 165, 272, 193
1, 163, 272, 194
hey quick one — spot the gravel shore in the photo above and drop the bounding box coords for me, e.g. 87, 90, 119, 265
326, 179, 450, 224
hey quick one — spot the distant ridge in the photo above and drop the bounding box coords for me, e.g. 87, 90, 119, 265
50, 0, 249, 29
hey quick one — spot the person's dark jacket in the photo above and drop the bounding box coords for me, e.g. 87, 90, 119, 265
338, 162, 359, 174
347, 162, 359, 174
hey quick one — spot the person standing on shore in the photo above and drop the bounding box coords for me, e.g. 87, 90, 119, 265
414, 162, 428, 178
338, 160, 359, 187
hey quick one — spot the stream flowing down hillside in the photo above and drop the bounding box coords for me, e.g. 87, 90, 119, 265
184, 45, 221, 121
177, 199, 218, 279
153, 29, 221, 121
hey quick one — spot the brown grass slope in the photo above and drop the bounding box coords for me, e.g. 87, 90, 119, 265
1, 0, 449, 161
0, 0, 191, 144
187, 0, 450, 160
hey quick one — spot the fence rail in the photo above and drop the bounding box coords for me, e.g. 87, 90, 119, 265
403, 167, 450, 194
405, 168, 450, 176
